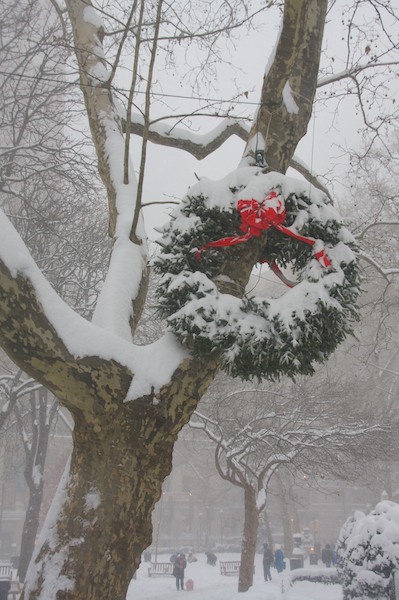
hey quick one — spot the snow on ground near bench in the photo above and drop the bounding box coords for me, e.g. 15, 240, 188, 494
127, 553, 343, 600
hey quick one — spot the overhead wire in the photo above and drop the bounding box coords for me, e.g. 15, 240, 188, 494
0, 68, 262, 107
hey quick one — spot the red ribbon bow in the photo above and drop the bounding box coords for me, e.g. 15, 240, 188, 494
195, 191, 332, 281
237, 192, 286, 236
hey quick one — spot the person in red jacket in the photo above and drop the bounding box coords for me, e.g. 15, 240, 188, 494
173, 553, 187, 590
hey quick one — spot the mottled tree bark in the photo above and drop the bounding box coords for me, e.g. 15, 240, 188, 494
22, 391, 205, 599
15, 355, 221, 599
243, 0, 327, 174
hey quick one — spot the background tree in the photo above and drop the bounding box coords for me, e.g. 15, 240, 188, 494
0, 369, 73, 581
0, 0, 108, 309
191, 376, 396, 591
347, 137, 399, 350
13, 386, 60, 582
0, 371, 40, 431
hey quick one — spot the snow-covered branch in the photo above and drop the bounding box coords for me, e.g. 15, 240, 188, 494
289, 156, 333, 203
0, 209, 186, 411
355, 220, 399, 240
317, 61, 399, 89
128, 114, 250, 160
358, 250, 399, 280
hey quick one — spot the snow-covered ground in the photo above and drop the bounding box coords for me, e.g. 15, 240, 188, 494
126, 553, 343, 600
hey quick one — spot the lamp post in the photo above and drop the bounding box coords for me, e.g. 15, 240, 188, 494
154, 491, 165, 564
220, 509, 224, 546
198, 512, 203, 549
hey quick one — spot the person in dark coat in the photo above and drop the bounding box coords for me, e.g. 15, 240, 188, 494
173, 552, 187, 590
321, 544, 334, 568
205, 551, 217, 566
263, 543, 273, 581
143, 550, 151, 562
274, 545, 285, 573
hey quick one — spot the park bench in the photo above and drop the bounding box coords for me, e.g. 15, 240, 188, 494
148, 562, 174, 577
220, 560, 240, 576
0, 562, 21, 600
0, 564, 12, 581
0, 561, 21, 599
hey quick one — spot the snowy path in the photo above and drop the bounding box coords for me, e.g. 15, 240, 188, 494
126, 553, 343, 600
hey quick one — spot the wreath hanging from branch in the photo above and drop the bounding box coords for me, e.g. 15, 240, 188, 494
154, 168, 361, 381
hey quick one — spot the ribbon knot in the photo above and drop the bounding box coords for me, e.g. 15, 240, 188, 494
238, 191, 286, 236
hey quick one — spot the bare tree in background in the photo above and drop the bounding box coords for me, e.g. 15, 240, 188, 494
0, 370, 72, 582
191, 376, 396, 591
13, 386, 60, 582
349, 137, 399, 348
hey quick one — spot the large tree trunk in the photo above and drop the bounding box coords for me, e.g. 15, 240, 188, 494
24, 415, 168, 599
21, 356, 219, 600
238, 486, 259, 593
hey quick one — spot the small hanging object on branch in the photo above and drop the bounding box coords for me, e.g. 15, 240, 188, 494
153, 168, 361, 381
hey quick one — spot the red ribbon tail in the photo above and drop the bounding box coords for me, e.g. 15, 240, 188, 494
260, 259, 297, 288
275, 225, 332, 268
274, 224, 316, 247
195, 232, 252, 261
270, 261, 297, 288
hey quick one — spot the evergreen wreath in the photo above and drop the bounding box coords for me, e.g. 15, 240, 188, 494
154, 168, 361, 381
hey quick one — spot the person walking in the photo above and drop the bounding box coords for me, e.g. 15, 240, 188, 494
321, 544, 334, 568
274, 545, 285, 573
173, 552, 187, 590
263, 543, 273, 581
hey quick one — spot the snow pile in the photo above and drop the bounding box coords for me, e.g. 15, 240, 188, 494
127, 552, 342, 600
336, 501, 399, 599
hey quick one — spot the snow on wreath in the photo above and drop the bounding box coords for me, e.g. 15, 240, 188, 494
154, 168, 361, 381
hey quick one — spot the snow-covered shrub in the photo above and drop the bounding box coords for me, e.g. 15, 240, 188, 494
336, 512, 365, 597
336, 501, 399, 599
290, 568, 339, 586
